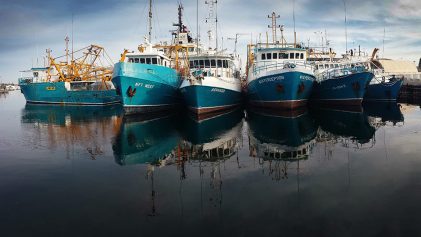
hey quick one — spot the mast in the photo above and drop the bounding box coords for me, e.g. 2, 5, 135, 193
293, 0, 296, 47
71, 14, 74, 63
148, 0, 153, 42
205, 0, 218, 51
343, 0, 348, 54
268, 12, 280, 44
196, 0, 199, 55
65, 36, 69, 64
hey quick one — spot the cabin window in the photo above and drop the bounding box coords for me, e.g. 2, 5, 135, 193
261, 54, 266, 60
267, 53, 272, 60
273, 53, 278, 59
217, 60, 223, 67
279, 53, 288, 59
152, 58, 158, 64
140, 58, 145, 64
300, 53, 304, 59
128, 58, 134, 63
205, 60, 210, 67
290, 53, 294, 59
223, 60, 228, 68
295, 53, 300, 59
319, 65, 324, 69
146, 58, 151, 64
189, 61, 194, 68
211, 60, 216, 67
199, 60, 204, 67
134, 58, 139, 63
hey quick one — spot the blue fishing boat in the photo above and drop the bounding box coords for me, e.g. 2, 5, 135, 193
112, 48, 181, 114
112, 3, 195, 114
179, 53, 243, 114
19, 74, 119, 105
364, 75, 403, 101
311, 64, 374, 106
246, 13, 315, 110
179, 1, 242, 115
19, 45, 120, 106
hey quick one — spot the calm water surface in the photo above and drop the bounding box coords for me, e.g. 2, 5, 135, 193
2, 91, 421, 236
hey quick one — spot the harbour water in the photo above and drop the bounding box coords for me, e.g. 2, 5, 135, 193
2, 91, 421, 236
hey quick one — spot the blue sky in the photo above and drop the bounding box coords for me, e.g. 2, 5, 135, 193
0, 0, 420, 82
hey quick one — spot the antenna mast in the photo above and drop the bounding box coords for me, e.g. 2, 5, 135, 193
65, 36, 69, 64
71, 14, 74, 63
196, 0, 199, 55
148, 0, 153, 42
343, 0, 348, 54
268, 12, 280, 44
293, 0, 296, 47
205, 0, 218, 51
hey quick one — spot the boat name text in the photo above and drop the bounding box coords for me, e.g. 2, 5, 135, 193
259, 76, 285, 84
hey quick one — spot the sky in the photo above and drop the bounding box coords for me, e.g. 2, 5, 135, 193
0, 0, 420, 82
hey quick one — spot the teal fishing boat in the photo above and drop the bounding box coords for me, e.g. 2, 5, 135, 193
246, 13, 315, 110
19, 45, 120, 105
112, 2, 192, 114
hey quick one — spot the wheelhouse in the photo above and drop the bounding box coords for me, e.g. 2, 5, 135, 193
188, 55, 236, 78
126, 53, 171, 67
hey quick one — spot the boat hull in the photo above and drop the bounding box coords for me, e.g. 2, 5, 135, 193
247, 71, 315, 110
112, 62, 181, 115
311, 71, 374, 106
19, 82, 120, 105
180, 82, 242, 115
364, 79, 403, 101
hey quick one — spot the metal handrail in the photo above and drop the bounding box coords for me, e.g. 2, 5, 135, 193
253, 60, 313, 75
315, 66, 368, 81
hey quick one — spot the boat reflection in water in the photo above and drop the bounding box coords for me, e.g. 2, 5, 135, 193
21, 104, 123, 158
178, 109, 244, 162
363, 101, 404, 126
112, 113, 181, 166
247, 109, 318, 180
312, 107, 376, 147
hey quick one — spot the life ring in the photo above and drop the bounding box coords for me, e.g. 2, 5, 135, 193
127, 86, 136, 97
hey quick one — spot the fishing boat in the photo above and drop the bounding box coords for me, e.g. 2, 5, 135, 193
311, 62, 374, 106
179, 0, 242, 114
112, 1, 189, 114
246, 13, 315, 110
365, 75, 403, 101
19, 44, 119, 105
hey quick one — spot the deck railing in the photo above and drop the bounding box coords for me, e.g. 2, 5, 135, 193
315, 66, 368, 81
252, 61, 314, 76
